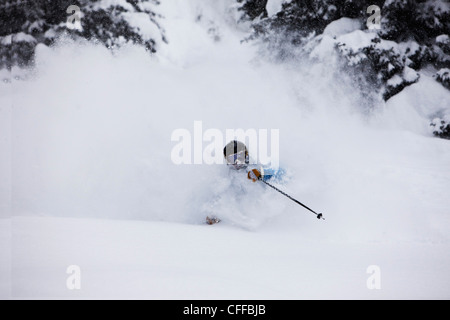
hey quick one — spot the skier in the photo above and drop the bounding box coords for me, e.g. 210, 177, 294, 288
206, 140, 284, 225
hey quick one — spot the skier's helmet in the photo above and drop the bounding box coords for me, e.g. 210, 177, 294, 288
223, 140, 249, 170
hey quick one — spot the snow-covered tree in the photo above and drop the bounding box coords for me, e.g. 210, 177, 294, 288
249, 0, 383, 42
435, 67, 450, 89
380, 0, 449, 42
431, 117, 450, 139
236, 0, 268, 21
245, 0, 450, 102
0, 0, 166, 69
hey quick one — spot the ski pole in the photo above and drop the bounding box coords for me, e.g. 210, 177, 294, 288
258, 178, 325, 220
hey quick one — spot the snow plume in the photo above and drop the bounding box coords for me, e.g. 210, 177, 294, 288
3, 0, 450, 240
7, 33, 295, 229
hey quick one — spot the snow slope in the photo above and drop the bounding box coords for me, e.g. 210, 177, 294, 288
4, 216, 450, 299
1, 0, 450, 299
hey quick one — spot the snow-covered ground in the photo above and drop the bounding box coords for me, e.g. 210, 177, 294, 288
1, 0, 450, 299
2, 216, 450, 299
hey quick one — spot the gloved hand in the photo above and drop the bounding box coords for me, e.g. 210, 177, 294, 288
247, 169, 261, 182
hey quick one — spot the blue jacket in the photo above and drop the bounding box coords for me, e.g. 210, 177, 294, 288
251, 165, 285, 182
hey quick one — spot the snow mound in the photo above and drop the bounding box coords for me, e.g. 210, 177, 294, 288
323, 17, 361, 38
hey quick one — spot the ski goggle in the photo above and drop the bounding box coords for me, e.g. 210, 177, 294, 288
226, 150, 247, 164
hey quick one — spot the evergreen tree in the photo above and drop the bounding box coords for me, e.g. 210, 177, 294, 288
0, 0, 166, 69
245, 0, 449, 101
